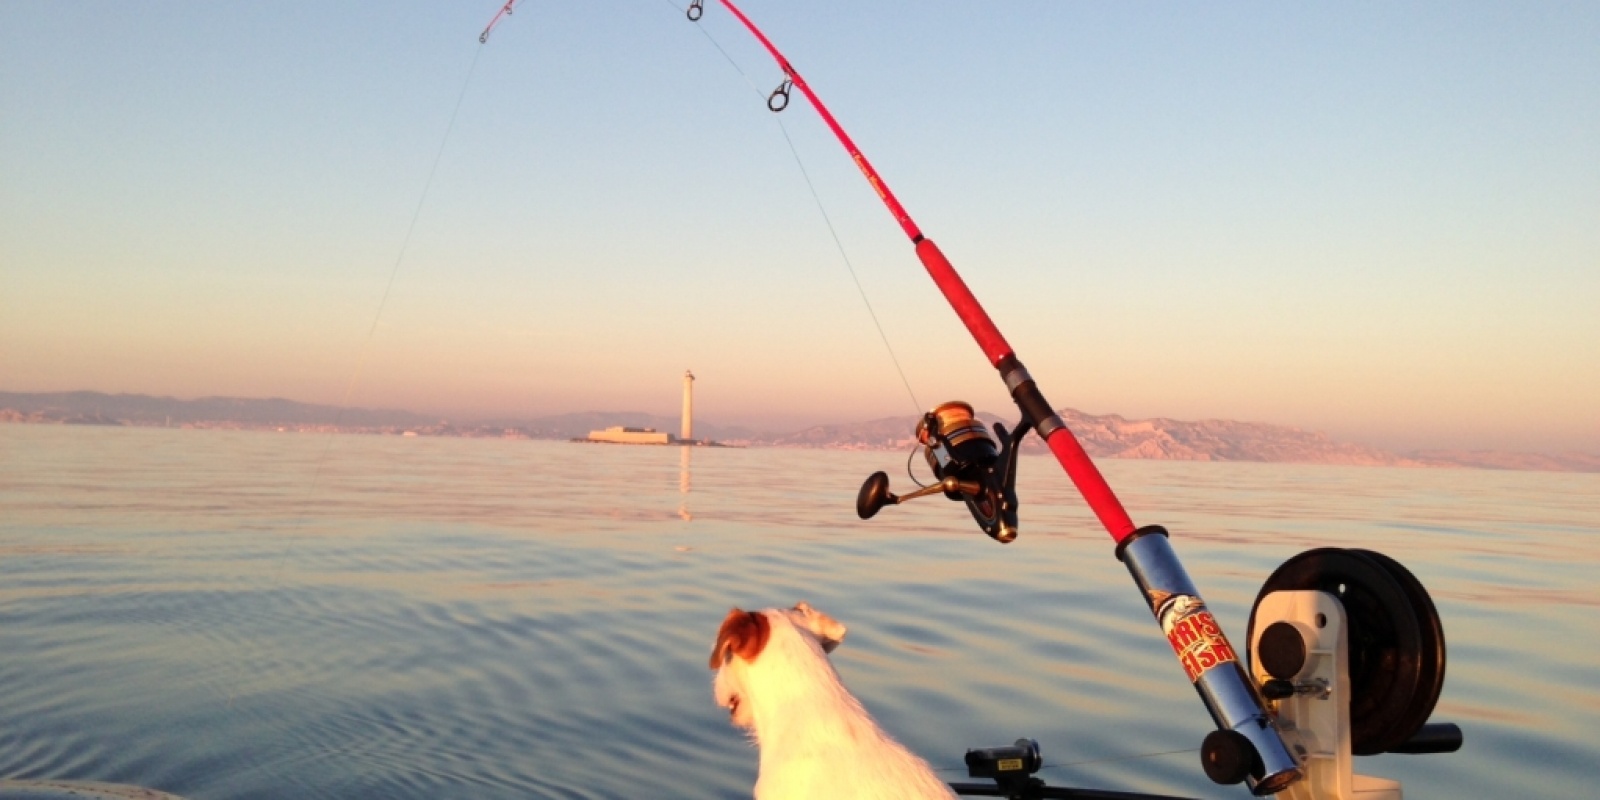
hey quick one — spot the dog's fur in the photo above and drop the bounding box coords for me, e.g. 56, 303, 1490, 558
710, 603, 957, 800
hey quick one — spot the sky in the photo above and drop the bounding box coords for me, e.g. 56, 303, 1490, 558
1, 1, 1595, 453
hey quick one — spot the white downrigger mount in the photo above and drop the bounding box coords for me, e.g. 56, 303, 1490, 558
1224, 547, 1463, 799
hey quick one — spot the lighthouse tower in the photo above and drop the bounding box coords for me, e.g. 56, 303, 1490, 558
681, 370, 695, 443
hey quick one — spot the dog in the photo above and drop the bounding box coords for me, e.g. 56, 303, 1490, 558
710, 602, 957, 800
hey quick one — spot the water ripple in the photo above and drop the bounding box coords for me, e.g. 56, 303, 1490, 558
1, 426, 1595, 798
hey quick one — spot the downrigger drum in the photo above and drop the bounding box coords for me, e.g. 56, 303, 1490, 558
1247, 547, 1448, 756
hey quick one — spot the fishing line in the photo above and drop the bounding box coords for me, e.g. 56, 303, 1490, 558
670, 0, 922, 415
306, 42, 486, 495
251, 39, 492, 746
244, 35, 492, 788
772, 114, 923, 414
1042, 746, 1200, 771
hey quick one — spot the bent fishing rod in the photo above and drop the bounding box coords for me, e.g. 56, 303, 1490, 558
689, 1, 1303, 795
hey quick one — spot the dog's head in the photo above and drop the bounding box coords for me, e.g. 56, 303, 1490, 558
711, 602, 848, 729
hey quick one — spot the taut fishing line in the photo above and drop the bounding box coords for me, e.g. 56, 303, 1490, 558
304, 42, 486, 499
664, 0, 923, 416
249, 32, 492, 784
668, 1, 931, 475
252, 38, 493, 754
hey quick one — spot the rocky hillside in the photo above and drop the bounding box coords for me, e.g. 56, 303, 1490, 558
1051, 409, 1413, 465
771, 408, 1408, 467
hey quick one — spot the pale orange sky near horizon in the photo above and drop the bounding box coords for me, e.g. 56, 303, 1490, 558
2, 3, 1596, 454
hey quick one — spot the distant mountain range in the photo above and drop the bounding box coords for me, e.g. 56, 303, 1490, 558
3, 391, 1595, 473
770, 410, 1600, 473
770, 409, 1409, 465
0, 391, 764, 441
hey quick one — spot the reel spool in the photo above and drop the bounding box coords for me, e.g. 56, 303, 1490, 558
916, 402, 1005, 532
917, 402, 997, 478
1247, 548, 1446, 756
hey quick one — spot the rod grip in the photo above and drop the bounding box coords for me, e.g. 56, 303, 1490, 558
914, 238, 1013, 367
1042, 425, 1137, 541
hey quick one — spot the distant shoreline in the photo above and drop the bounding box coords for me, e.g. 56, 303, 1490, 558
3, 391, 1595, 474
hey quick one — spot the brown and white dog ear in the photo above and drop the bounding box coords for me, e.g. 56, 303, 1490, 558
709, 608, 771, 669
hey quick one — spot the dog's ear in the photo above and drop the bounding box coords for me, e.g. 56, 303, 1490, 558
709, 608, 771, 669
789, 601, 847, 654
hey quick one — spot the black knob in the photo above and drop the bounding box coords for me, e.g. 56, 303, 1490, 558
856, 472, 895, 519
1259, 621, 1309, 680
1201, 729, 1257, 786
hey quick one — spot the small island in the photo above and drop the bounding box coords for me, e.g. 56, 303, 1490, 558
571, 370, 729, 447
573, 425, 725, 447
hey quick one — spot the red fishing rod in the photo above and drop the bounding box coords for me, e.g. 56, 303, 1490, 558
691, 1, 1304, 794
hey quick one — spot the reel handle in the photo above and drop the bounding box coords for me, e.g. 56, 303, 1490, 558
856, 472, 981, 519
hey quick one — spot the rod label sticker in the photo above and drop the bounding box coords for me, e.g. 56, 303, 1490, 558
1153, 592, 1238, 683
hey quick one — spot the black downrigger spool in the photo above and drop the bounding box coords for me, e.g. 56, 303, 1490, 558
1246, 547, 1458, 758
856, 401, 1030, 543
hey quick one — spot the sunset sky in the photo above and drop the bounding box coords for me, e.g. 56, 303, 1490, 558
2, 2, 1595, 453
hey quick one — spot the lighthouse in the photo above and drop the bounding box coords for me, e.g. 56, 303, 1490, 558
578, 370, 721, 446
681, 369, 695, 442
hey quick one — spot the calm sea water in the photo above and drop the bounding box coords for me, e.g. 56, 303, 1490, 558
1, 425, 1596, 799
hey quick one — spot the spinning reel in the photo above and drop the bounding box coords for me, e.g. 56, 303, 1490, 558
855, 401, 1031, 543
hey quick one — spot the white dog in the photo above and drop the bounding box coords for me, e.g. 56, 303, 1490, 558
710, 602, 957, 800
